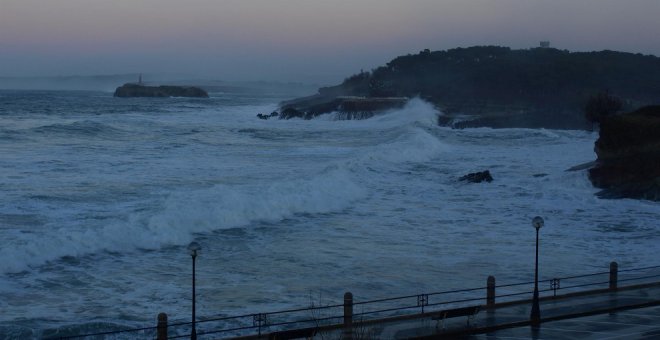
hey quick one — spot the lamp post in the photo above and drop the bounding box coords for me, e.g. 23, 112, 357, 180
188, 241, 201, 340
530, 216, 543, 326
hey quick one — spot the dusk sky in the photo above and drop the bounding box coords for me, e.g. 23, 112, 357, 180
2, 0, 660, 84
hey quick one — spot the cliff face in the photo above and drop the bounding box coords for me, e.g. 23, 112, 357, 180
114, 83, 209, 98
588, 106, 660, 201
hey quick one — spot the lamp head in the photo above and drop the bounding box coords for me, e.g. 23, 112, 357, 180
187, 241, 201, 257
532, 216, 544, 230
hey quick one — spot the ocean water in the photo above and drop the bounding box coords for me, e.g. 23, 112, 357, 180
0, 90, 658, 338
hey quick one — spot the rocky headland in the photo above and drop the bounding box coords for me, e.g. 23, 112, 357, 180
588, 106, 660, 201
114, 83, 208, 98
273, 46, 660, 128
266, 96, 408, 120
258, 46, 660, 202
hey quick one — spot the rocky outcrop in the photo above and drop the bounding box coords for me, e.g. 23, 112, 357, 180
459, 170, 494, 183
257, 111, 279, 120
114, 83, 209, 98
588, 106, 660, 201
279, 107, 308, 120
278, 94, 342, 118
275, 96, 408, 120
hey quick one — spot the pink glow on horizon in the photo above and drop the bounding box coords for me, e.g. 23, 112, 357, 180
1, 0, 659, 81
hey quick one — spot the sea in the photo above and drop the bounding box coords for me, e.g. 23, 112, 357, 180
0, 89, 658, 338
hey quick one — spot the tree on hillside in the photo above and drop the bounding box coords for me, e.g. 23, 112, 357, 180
584, 91, 623, 126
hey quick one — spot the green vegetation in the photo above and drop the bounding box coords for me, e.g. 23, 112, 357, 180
324, 46, 660, 129
584, 91, 623, 125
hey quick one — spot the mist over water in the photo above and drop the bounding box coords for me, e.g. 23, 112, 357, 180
0, 91, 658, 338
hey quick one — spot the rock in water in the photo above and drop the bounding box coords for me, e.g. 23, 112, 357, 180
280, 107, 305, 120
277, 96, 408, 120
459, 170, 494, 183
588, 106, 660, 201
114, 83, 209, 98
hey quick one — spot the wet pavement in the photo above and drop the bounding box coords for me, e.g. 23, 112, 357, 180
375, 283, 660, 339
471, 305, 660, 339
235, 282, 660, 339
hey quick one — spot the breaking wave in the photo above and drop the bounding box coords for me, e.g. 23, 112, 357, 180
0, 98, 450, 274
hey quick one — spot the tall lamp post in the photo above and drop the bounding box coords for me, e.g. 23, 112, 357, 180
530, 216, 543, 326
188, 241, 202, 340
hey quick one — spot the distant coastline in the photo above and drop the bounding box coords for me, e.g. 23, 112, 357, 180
275, 46, 660, 130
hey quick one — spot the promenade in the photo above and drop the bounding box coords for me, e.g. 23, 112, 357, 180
394, 282, 660, 339
49, 263, 660, 339
470, 304, 660, 339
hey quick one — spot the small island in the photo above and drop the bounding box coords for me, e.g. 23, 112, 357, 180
114, 83, 208, 98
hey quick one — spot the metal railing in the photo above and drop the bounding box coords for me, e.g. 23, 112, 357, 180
47, 262, 660, 339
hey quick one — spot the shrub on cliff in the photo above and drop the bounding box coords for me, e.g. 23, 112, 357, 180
595, 105, 660, 158
584, 91, 623, 125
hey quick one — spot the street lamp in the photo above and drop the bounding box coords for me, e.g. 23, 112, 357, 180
530, 216, 543, 326
188, 241, 202, 340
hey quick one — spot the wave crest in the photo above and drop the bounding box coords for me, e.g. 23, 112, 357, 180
0, 169, 366, 273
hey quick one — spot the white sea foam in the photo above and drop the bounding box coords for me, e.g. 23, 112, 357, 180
0, 168, 367, 274
0, 99, 448, 274
321, 97, 441, 130
144, 168, 367, 244
368, 97, 441, 128
3, 92, 659, 334
301, 98, 450, 165
353, 128, 449, 165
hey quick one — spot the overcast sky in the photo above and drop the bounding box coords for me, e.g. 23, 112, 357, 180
1, 0, 659, 84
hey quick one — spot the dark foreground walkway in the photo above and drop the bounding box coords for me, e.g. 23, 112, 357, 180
350, 283, 660, 339
470, 305, 660, 339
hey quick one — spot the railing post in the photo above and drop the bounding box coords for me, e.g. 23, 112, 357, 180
487, 276, 496, 307
157, 313, 167, 340
609, 261, 618, 290
343, 292, 353, 340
